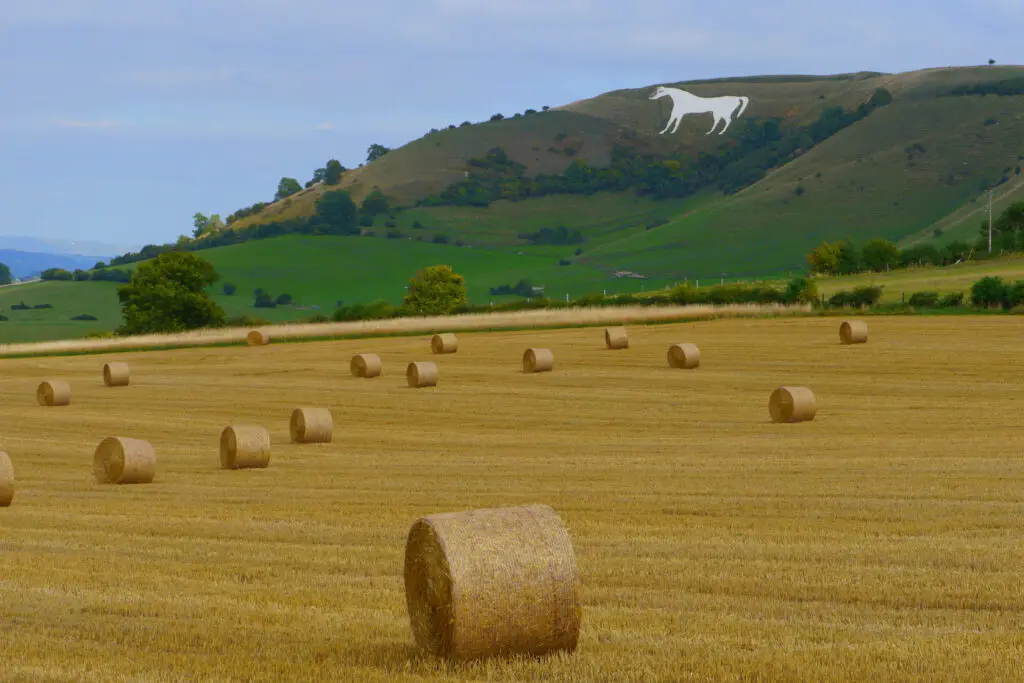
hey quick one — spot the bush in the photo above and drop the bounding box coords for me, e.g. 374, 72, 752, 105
71, 313, 98, 321
224, 315, 272, 327
275, 293, 293, 306
938, 291, 964, 307
908, 291, 940, 307
332, 300, 401, 322
307, 313, 329, 323
223, 282, 237, 295
32, 303, 53, 309
432, 234, 450, 244
253, 293, 277, 308
971, 276, 1009, 308
40, 268, 73, 281
827, 286, 881, 308
0, 314, 7, 321
558, 258, 571, 266
10, 302, 29, 310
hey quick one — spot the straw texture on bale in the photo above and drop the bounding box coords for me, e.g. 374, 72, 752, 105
667, 343, 701, 369
247, 329, 270, 346
407, 361, 438, 388
93, 437, 156, 484
840, 320, 869, 345
769, 386, 818, 423
220, 425, 271, 469
403, 503, 582, 661
431, 333, 459, 354
37, 379, 71, 406
103, 361, 130, 387
350, 353, 382, 378
522, 348, 554, 373
604, 327, 629, 350
289, 407, 334, 443
0, 451, 13, 507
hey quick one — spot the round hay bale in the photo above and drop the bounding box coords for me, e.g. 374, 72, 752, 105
289, 407, 333, 443
605, 327, 628, 350
407, 362, 438, 388
93, 437, 156, 485
667, 343, 701, 369
0, 451, 14, 507
840, 320, 868, 345
247, 329, 270, 346
522, 348, 553, 373
37, 379, 71, 406
351, 353, 382, 378
769, 386, 817, 423
431, 333, 459, 354
220, 425, 271, 470
103, 361, 130, 387
403, 503, 582, 660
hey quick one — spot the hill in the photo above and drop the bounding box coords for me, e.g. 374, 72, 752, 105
0, 249, 103, 279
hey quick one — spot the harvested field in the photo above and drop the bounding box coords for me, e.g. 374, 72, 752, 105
0, 316, 1022, 681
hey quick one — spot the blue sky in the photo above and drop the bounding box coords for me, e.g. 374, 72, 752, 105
0, 0, 1020, 253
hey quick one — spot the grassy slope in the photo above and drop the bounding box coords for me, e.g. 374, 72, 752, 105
3, 318, 1022, 680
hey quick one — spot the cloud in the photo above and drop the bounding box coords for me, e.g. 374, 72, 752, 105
53, 119, 119, 129
313, 122, 334, 131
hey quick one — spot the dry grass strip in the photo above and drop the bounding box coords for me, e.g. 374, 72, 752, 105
403, 503, 581, 660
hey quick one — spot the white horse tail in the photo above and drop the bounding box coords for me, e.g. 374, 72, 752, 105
735, 96, 750, 118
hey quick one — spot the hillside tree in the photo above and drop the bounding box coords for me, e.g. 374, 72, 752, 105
360, 190, 390, 217
311, 190, 359, 235
324, 159, 345, 185
807, 241, 841, 275
275, 177, 302, 200
403, 265, 468, 316
366, 144, 391, 163
861, 238, 901, 272
0, 261, 11, 285
192, 212, 210, 238
116, 252, 225, 335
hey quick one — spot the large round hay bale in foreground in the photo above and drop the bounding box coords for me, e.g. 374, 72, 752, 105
522, 348, 553, 373
404, 503, 582, 660
93, 437, 156, 484
103, 362, 130, 387
840, 320, 868, 345
350, 353, 382, 378
667, 343, 700, 369
431, 333, 458, 354
0, 451, 14, 507
290, 407, 333, 443
247, 329, 270, 346
220, 425, 271, 469
605, 327, 628, 350
407, 362, 438, 388
37, 379, 71, 406
769, 386, 817, 423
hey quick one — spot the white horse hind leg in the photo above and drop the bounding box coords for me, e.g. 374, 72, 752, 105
659, 116, 676, 135
671, 115, 684, 134
706, 115, 722, 135
717, 114, 733, 135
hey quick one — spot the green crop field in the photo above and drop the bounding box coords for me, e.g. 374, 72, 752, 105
1, 317, 1022, 680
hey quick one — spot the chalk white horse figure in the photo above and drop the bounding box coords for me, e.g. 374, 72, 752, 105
649, 86, 750, 135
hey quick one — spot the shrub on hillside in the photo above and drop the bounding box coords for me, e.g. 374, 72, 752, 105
254, 293, 277, 308
275, 293, 293, 306
0, 314, 8, 321
71, 313, 98, 321
908, 291, 940, 307
10, 301, 29, 310
222, 282, 237, 295
224, 315, 272, 327
32, 303, 53, 309
971, 276, 1009, 308
41, 268, 73, 281
938, 291, 964, 307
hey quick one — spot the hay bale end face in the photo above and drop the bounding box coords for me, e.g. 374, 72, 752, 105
431, 333, 458, 354
103, 362, 130, 387
769, 386, 817, 423
404, 503, 582, 660
93, 437, 156, 484
407, 362, 438, 388
667, 343, 700, 369
290, 407, 334, 443
840, 320, 868, 345
605, 327, 629, 350
522, 348, 554, 373
0, 451, 14, 507
220, 425, 271, 469
247, 329, 270, 346
37, 379, 71, 406
351, 353, 382, 378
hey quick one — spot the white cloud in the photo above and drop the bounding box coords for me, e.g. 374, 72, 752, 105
313, 121, 334, 131
53, 119, 120, 129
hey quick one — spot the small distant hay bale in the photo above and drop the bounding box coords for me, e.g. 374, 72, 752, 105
0, 451, 14, 507
220, 425, 271, 470
290, 407, 333, 443
247, 329, 270, 346
403, 503, 582, 660
605, 327, 628, 350
407, 362, 438, 388
667, 343, 700, 369
522, 348, 553, 373
103, 362, 130, 387
351, 353, 382, 378
839, 320, 868, 345
431, 333, 458, 354
93, 437, 156, 485
37, 379, 71, 406
769, 386, 817, 423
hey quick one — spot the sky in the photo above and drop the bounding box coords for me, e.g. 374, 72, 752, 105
0, 0, 1021, 254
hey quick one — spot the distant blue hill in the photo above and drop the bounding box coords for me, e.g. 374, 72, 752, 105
0, 249, 106, 279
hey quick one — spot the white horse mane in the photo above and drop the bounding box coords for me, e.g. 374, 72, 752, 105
649, 86, 750, 135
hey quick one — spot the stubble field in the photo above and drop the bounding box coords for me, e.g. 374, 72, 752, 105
1, 316, 1022, 682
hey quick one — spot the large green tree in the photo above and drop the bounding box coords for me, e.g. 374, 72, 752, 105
0, 261, 11, 285
861, 238, 901, 272
117, 252, 225, 335
324, 159, 345, 185
366, 144, 391, 163
311, 190, 359, 235
275, 177, 302, 200
403, 265, 468, 316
